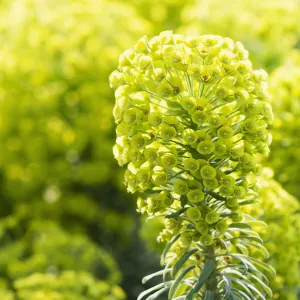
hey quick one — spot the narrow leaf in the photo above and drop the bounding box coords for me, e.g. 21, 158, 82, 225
220, 265, 269, 284
244, 242, 269, 259
224, 255, 249, 275
228, 277, 257, 299
168, 265, 196, 299
161, 233, 181, 265
142, 269, 171, 284
228, 228, 259, 237
185, 260, 216, 300
173, 248, 198, 277
246, 281, 266, 300
165, 207, 187, 219
229, 223, 252, 229
146, 287, 169, 300
221, 273, 232, 297
138, 282, 172, 300
237, 243, 250, 256
224, 267, 266, 299
239, 199, 260, 206
205, 190, 226, 201
244, 220, 267, 228
226, 236, 263, 245
164, 255, 177, 283
234, 254, 276, 277
231, 288, 252, 300
247, 272, 273, 297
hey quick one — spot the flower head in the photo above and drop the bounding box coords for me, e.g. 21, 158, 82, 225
111, 31, 272, 199
110, 31, 274, 299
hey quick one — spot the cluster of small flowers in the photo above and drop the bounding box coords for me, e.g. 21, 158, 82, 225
110, 30, 272, 253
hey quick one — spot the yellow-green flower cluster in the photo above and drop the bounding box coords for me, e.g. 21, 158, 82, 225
0, 219, 123, 297
243, 168, 300, 300
122, 0, 196, 33
0, 0, 151, 195
179, 0, 300, 71
267, 52, 300, 199
111, 31, 274, 299
7, 271, 125, 300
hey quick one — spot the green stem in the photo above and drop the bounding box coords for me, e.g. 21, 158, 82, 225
205, 246, 219, 299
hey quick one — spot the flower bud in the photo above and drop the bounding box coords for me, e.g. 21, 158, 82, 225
186, 207, 201, 222
215, 220, 228, 233
226, 197, 239, 208
161, 153, 177, 169
209, 114, 225, 128
233, 186, 247, 199
180, 232, 193, 247
144, 148, 157, 162
231, 212, 243, 222
156, 82, 173, 97
197, 141, 215, 155
184, 158, 200, 173
123, 108, 138, 124
192, 110, 209, 125
131, 134, 146, 149
219, 186, 234, 197
148, 112, 163, 127
214, 141, 227, 156
159, 124, 177, 141
195, 221, 209, 235
203, 178, 219, 190
221, 175, 235, 187
217, 127, 234, 139
187, 189, 205, 203
174, 180, 188, 195
200, 165, 217, 179
109, 70, 125, 89
243, 118, 258, 133
205, 211, 220, 224
152, 167, 168, 185
200, 234, 214, 246
181, 129, 197, 144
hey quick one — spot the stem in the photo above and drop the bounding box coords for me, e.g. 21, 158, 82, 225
205, 246, 219, 299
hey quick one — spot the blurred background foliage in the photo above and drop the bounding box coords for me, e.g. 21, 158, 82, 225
0, 0, 299, 299
268, 52, 300, 199
178, 0, 300, 72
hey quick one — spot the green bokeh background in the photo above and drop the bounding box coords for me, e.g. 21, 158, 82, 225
0, 0, 299, 299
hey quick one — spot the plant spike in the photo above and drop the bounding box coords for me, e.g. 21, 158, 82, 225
110, 31, 274, 300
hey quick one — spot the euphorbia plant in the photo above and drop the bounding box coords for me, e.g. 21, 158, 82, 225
110, 31, 275, 299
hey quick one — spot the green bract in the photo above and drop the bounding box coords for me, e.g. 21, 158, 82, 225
111, 31, 274, 299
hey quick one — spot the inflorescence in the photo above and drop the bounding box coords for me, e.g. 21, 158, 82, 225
110, 31, 274, 300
